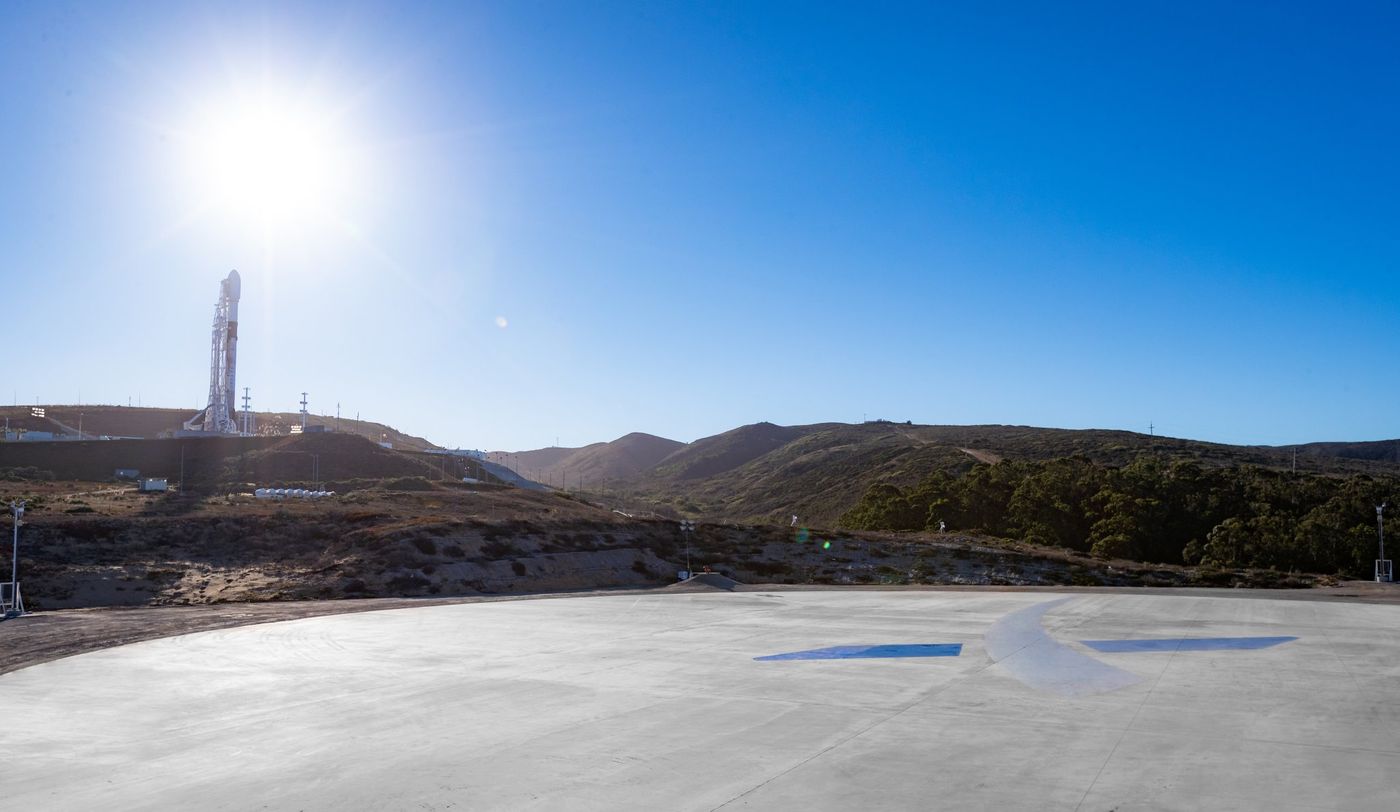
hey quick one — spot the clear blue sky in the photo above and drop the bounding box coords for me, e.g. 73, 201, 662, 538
2, 1, 1397, 450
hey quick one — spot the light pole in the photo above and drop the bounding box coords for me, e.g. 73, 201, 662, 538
679, 519, 695, 579
7, 500, 23, 617
1377, 503, 1391, 583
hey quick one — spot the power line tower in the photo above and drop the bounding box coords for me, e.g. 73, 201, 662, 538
300, 392, 309, 432
241, 387, 253, 435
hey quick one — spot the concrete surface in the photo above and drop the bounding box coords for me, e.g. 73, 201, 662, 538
4, 590, 1399, 810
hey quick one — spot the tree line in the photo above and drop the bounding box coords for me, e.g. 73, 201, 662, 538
839, 456, 1392, 576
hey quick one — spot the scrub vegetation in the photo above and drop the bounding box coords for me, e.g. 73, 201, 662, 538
841, 455, 1393, 577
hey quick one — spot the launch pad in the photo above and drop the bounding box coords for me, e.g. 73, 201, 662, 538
3, 589, 1398, 810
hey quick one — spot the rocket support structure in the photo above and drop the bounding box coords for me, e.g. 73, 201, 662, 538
184, 270, 241, 434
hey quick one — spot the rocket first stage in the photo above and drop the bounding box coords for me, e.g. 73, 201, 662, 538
184, 270, 241, 434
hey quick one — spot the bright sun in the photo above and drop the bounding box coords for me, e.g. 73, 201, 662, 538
184, 91, 352, 229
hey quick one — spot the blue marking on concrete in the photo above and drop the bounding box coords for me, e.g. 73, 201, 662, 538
983, 598, 1143, 697
755, 643, 962, 661
1082, 636, 1298, 653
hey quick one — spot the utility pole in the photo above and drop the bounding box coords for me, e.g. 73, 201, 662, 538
300, 393, 309, 431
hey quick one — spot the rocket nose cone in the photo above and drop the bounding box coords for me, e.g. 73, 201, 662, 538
225, 269, 241, 300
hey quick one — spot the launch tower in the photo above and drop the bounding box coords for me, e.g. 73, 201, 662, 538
184, 270, 241, 434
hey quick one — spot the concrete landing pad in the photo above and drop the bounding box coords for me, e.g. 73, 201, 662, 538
4, 590, 1399, 810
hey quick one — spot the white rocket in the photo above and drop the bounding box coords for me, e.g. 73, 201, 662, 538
184, 270, 241, 434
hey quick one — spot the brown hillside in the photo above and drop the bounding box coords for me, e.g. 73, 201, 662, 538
4, 477, 1326, 619
558, 432, 684, 482
493, 432, 683, 486
649, 422, 831, 480
0, 406, 193, 438
0, 432, 436, 486
489, 446, 574, 477
0, 405, 438, 451
604, 422, 1400, 526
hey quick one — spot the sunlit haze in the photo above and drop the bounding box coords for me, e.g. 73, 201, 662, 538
2, 2, 1398, 450
180, 89, 355, 230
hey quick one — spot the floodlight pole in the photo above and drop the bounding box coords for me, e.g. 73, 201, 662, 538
680, 520, 695, 577
8, 500, 22, 617
1378, 503, 1388, 582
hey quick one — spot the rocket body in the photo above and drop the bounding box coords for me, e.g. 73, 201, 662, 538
221, 270, 240, 430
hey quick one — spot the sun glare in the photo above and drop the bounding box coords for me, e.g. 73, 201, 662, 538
183, 91, 353, 229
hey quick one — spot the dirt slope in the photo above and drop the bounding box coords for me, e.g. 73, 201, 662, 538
7, 476, 1326, 614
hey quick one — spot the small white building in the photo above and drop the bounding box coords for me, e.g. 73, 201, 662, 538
138, 478, 168, 492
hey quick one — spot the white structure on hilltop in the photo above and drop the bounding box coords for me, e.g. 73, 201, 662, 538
184, 270, 242, 434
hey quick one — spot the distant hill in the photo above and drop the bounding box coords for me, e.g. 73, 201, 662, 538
1285, 439, 1400, 464
15, 406, 1400, 527
489, 432, 683, 487
648, 422, 824, 480
0, 405, 439, 451
503, 422, 1400, 527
